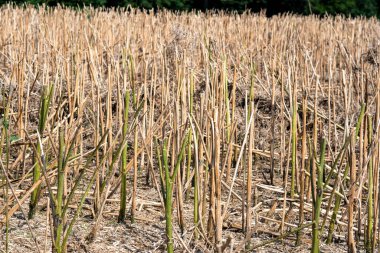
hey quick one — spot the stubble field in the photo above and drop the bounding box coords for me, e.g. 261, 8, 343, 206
0, 5, 379, 253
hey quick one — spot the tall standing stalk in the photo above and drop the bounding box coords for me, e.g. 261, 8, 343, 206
310, 79, 319, 203
130, 55, 138, 223
366, 115, 373, 252
131, 111, 138, 224
53, 127, 66, 253
223, 58, 231, 144
348, 129, 357, 253
311, 138, 326, 253
29, 84, 53, 219
186, 73, 194, 201
159, 132, 189, 253
296, 87, 307, 246
188, 73, 199, 239
246, 68, 255, 248
270, 69, 276, 185
373, 74, 380, 252
118, 90, 130, 223
190, 116, 199, 240
1, 91, 10, 252
213, 108, 222, 252
291, 79, 298, 198
226, 67, 237, 183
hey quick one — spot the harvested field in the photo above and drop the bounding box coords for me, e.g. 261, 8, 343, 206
0, 5, 380, 253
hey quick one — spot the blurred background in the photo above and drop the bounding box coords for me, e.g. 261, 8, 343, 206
0, 0, 379, 18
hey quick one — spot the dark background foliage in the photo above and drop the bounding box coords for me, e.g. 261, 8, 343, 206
0, 0, 379, 17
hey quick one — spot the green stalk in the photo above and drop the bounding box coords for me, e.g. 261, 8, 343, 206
311, 138, 326, 253
62, 130, 109, 216
95, 102, 143, 206
366, 115, 373, 253
29, 126, 103, 253
348, 130, 357, 252
53, 128, 65, 253
162, 139, 173, 253
326, 194, 341, 244
29, 84, 53, 219
118, 90, 130, 223
61, 156, 103, 250
326, 104, 366, 243
156, 138, 166, 202
161, 132, 189, 253
326, 160, 351, 244
324, 103, 366, 187
60, 131, 109, 250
